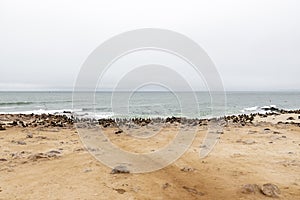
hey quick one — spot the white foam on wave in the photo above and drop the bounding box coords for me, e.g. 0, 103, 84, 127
241, 106, 259, 113
73, 111, 115, 119
0, 109, 75, 115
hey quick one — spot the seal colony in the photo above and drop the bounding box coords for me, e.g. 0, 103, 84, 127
0, 110, 300, 199
1, 108, 300, 130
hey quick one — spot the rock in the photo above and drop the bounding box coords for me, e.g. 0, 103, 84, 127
298, 116, 300, 119
73, 147, 85, 152
83, 168, 92, 173
17, 141, 26, 145
237, 139, 256, 145
114, 129, 123, 134
47, 150, 61, 155
28, 152, 58, 161
9, 121, 18, 126
114, 188, 126, 194
182, 186, 204, 196
162, 183, 171, 189
241, 184, 260, 194
260, 183, 280, 197
28, 153, 49, 161
111, 165, 130, 174
0, 125, 5, 131
181, 167, 194, 172
287, 117, 295, 120
248, 130, 257, 134
36, 136, 47, 140
0, 158, 7, 162
26, 133, 33, 138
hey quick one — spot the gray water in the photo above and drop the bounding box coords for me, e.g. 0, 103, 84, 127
0, 91, 299, 119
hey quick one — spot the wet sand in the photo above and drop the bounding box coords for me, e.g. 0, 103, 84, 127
0, 113, 300, 199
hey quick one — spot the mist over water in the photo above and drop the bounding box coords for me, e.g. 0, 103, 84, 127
0, 91, 299, 119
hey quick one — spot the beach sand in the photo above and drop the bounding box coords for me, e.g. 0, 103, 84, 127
0, 113, 300, 199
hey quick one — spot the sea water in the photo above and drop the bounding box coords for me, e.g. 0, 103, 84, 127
0, 91, 299, 119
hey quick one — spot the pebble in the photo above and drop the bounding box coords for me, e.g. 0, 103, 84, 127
114, 129, 123, 134
180, 167, 195, 172
162, 183, 171, 189
17, 141, 26, 145
241, 184, 260, 194
243, 140, 255, 145
237, 139, 256, 145
114, 188, 126, 194
83, 168, 92, 173
182, 186, 204, 196
111, 165, 130, 174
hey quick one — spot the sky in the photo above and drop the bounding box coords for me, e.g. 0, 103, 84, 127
0, 0, 300, 91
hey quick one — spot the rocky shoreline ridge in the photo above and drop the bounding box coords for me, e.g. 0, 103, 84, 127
0, 109, 300, 130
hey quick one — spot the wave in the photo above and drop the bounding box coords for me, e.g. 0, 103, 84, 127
0, 100, 73, 107
0, 109, 71, 115
244, 106, 259, 111
0, 101, 33, 106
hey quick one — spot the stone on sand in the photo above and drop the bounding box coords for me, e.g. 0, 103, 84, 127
241, 184, 260, 194
111, 165, 130, 174
260, 183, 281, 197
182, 186, 204, 196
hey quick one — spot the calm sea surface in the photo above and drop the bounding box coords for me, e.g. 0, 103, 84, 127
0, 91, 299, 119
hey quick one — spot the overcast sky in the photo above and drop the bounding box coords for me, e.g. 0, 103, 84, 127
0, 0, 300, 91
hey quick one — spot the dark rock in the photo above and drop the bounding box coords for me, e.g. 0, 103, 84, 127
0, 125, 5, 131
287, 117, 295, 120
0, 158, 7, 162
114, 188, 126, 194
26, 133, 33, 138
10, 121, 18, 126
111, 165, 130, 174
115, 129, 123, 134
260, 183, 280, 197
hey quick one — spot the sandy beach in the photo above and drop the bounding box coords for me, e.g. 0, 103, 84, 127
0, 112, 300, 199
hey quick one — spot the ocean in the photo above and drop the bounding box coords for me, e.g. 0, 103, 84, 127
0, 91, 299, 119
